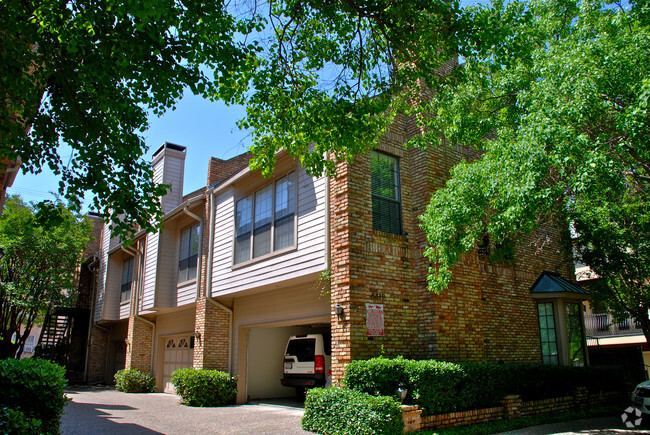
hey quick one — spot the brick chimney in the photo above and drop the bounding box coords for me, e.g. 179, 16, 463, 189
206, 152, 252, 187
152, 142, 186, 214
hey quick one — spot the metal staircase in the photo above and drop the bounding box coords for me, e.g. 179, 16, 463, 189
36, 308, 75, 365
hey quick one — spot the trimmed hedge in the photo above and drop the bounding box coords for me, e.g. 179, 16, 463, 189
344, 357, 625, 416
171, 368, 237, 407
0, 358, 68, 434
302, 387, 404, 435
114, 368, 156, 393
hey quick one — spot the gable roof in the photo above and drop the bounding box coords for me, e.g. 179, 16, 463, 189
530, 271, 590, 296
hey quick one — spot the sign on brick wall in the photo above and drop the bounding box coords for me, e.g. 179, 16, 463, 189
366, 303, 385, 336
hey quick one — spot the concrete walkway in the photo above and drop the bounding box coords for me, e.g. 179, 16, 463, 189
61, 386, 313, 434
496, 415, 650, 435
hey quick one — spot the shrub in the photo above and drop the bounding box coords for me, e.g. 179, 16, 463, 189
0, 358, 68, 434
171, 368, 237, 407
344, 357, 626, 416
114, 368, 156, 393
302, 387, 403, 435
0, 407, 43, 433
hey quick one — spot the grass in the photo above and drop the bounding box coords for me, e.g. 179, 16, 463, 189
422, 405, 621, 435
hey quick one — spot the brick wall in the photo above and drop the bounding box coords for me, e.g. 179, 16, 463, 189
193, 297, 231, 371
126, 316, 153, 372
86, 325, 109, 383
329, 108, 575, 381
207, 153, 252, 187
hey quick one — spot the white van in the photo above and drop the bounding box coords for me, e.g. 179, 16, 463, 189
281, 333, 332, 397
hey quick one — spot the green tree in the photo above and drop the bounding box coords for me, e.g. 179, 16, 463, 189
0, 196, 93, 359
417, 0, 650, 342
1, 0, 256, 236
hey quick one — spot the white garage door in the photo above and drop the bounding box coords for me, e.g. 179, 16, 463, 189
163, 336, 194, 393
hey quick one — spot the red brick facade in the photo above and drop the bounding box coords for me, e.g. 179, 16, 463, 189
193, 297, 230, 371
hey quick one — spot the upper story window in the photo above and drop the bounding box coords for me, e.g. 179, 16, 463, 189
178, 224, 200, 283
234, 172, 296, 264
121, 257, 134, 303
371, 151, 402, 234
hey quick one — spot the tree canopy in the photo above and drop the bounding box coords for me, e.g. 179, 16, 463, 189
0, 196, 93, 359
1, 0, 256, 235
417, 0, 650, 341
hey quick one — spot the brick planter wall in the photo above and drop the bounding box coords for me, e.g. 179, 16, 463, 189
402, 388, 625, 432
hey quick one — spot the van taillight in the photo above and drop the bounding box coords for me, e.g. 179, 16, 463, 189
315, 355, 325, 374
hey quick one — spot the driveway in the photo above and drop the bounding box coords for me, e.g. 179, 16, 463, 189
61, 386, 313, 434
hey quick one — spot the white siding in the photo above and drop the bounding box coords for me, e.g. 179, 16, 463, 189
103, 253, 123, 321
142, 232, 160, 310
162, 155, 185, 214
211, 167, 327, 296
94, 223, 111, 321
177, 282, 196, 307
155, 227, 177, 308
119, 301, 130, 319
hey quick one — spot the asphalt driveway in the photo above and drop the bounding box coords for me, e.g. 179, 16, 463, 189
61, 386, 313, 434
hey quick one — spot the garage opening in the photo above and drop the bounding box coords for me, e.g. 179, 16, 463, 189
246, 324, 330, 400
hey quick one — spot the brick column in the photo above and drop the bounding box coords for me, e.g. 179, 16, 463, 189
501, 395, 522, 419
125, 316, 153, 372
193, 297, 230, 371
574, 386, 588, 410
86, 325, 110, 383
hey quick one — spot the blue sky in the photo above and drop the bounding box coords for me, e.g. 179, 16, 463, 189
8, 92, 251, 210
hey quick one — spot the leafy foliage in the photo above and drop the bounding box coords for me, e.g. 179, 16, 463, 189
170, 368, 237, 407
0, 196, 93, 359
1, 0, 256, 236
114, 368, 156, 393
416, 0, 650, 342
0, 357, 69, 434
344, 357, 625, 416
302, 386, 404, 435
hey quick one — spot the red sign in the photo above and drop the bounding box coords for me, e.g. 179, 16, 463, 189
366, 303, 385, 336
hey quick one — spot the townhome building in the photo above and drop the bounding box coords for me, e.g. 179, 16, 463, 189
87, 114, 589, 403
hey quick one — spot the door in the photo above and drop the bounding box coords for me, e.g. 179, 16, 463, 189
162, 336, 194, 393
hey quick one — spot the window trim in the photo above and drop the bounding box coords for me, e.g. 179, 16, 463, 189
178, 223, 201, 285
232, 171, 298, 267
370, 151, 403, 235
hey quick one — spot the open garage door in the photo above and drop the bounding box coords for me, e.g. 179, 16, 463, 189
246, 324, 329, 400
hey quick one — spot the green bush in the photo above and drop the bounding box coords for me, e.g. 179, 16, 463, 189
0, 358, 68, 434
171, 368, 237, 407
302, 387, 404, 435
344, 357, 626, 416
0, 406, 43, 433
114, 368, 156, 393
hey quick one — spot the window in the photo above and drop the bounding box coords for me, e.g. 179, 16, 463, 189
234, 172, 296, 264
24, 335, 36, 353
537, 302, 559, 365
121, 257, 134, 303
178, 224, 200, 283
371, 151, 402, 234
566, 303, 586, 367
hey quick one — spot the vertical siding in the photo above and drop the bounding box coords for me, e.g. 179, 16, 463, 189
211, 167, 327, 296
94, 223, 111, 321
142, 232, 160, 310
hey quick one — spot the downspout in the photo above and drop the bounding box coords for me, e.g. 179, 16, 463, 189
205, 190, 233, 374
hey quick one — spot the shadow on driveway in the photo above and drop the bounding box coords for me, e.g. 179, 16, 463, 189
61, 387, 312, 434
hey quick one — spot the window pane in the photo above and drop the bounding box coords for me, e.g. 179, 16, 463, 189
254, 223, 271, 257
274, 214, 294, 250
253, 186, 272, 257
179, 227, 190, 259
235, 196, 252, 236
190, 225, 200, 256
275, 172, 295, 219
187, 254, 198, 281
537, 302, 559, 365
371, 152, 402, 234
234, 234, 251, 264
566, 302, 585, 366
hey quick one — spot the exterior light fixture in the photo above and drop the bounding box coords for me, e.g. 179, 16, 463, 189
335, 304, 344, 320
